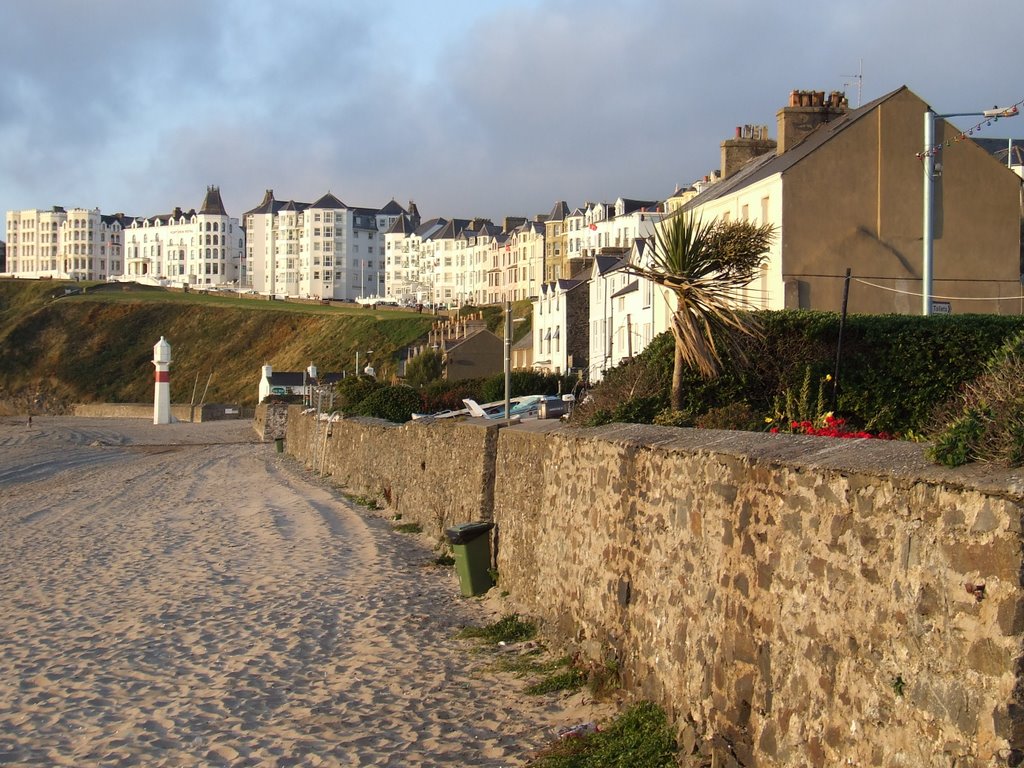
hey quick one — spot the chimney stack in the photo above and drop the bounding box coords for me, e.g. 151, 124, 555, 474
776, 90, 849, 154
720, 124, 776, 179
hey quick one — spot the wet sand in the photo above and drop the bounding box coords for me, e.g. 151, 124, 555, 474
0, 417, 614, 767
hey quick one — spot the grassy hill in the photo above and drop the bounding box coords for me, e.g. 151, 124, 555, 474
0, 279, 437, 413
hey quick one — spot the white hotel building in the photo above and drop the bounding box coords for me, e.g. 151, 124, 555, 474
5, 186, 242, 287
122, 186, 242, 287
244, 190, 407, 300
5, 206, 127, 281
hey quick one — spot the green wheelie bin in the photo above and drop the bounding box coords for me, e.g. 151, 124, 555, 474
445, 521, 495, 597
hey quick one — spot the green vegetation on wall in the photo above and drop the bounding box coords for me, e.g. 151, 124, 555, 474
581, 310, 1024, 436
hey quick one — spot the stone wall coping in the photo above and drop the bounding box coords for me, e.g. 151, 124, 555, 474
558, 423, 1024, 501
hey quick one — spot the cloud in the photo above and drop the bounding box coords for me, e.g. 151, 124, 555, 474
1, 0, 1022, 227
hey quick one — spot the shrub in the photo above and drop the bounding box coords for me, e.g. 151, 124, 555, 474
335, 375, 382, 411
695, 402, 759, 431
652, 408, 693, 427
404, 349, 444, 388
420, 378, 486, 413
927, 329, 1024, 466
580, 312, 1024, 435
350, 384, 422, 423
928, 409, 988, 466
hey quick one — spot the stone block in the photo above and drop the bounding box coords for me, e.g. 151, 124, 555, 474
756, 562, 773, 591
733, 573, 749, 598
967, 638, 1012, 676
971, 501, 999, 534
944, 539, 1022, 582
998, 597, 1024, 635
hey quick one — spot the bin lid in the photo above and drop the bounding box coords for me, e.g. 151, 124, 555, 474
445, 520, 494, 545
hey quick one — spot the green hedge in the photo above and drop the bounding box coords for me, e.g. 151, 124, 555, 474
603, 311, 1024, 435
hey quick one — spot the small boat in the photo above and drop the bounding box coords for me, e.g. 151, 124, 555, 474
411, 395, 544, 422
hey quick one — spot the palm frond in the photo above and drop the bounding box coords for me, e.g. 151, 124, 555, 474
628, 211, 775, 382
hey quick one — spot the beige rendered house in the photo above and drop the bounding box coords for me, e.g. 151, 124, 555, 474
684, 86, 1023, 315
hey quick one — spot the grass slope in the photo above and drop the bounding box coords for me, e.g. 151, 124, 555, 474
0, 279, 435, 409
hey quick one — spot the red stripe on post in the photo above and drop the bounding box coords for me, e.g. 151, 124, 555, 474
155, 371, 170, 383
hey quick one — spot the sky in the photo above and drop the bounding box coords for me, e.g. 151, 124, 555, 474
2, 0, 1023, 227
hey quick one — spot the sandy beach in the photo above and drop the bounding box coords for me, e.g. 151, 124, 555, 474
0, 417, 615, 767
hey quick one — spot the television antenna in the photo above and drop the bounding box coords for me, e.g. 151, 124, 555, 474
842, 59, 863, 107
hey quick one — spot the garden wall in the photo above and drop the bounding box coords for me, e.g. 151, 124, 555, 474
284, 408, 1024, 766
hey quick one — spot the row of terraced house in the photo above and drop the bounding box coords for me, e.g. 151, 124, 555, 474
5, 85, 1024, 381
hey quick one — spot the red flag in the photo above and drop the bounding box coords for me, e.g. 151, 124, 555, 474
588, 223, 597, 231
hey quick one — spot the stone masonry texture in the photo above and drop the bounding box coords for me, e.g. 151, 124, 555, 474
284, 409, 1024, 766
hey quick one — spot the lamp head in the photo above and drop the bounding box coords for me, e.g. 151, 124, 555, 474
983, 106, 1019, 119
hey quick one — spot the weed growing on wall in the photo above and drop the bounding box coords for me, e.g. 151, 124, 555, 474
928, 330, 1024, 467
527, 701, 678, 768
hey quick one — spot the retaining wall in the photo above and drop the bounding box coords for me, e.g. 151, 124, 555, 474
285, 409, 1024, 766
74, 402, 249, 422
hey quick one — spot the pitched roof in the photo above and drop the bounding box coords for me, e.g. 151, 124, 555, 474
684, 85, 909, 210
433, 219, 473, 240
475, 221, 502, 238
311, 192, 347, 209
444, 328, 501, 352
618, 198, 658, 215
245, 189, 278, 216
101, 213, 131, 228
547, 200, 570, 221
594, 254, 628, 275
972, 138, 1024, 167
199, 185, 228, 216
541, 278, 586, 296
378, 199, 406, 216
414, 217, 448, 238
611, 280, 639, 299
511, 333, 533, 351
268, 372, 305, 387
386, 213, 416, 235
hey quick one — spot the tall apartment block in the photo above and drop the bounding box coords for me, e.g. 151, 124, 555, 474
243, 190, 408, 300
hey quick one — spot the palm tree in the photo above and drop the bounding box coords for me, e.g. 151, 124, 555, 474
627, 211, 775, 411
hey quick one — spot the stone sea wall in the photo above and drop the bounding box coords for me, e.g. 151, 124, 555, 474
282, 406, 502, 542
284, 408, 1024, 766
74, 402, 249, 422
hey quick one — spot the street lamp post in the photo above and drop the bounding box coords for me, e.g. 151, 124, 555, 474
922, 104, 1018, 315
